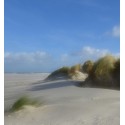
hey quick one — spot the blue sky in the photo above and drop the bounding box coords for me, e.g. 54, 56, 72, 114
4, 0, 120, 72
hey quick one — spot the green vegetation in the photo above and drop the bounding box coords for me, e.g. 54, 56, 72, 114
82, 60, 94, 74
47, 55, 120, 89
47, 66, 70, 79
47, 65, 82, 79
57, 66, 70, 74
10, 96, 40, 112
50, 66, 70, 75
87, 55, 120, 88
112, 58, 120, 87
90, 55, 116, 87
69, 64, 81, 74
80, 55, 120, 88
113, 58, 120, 74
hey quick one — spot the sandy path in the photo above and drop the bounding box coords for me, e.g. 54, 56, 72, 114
4, 73, 120, 125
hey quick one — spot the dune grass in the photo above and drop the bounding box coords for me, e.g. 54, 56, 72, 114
57, 66, 70, 74
47, 66, 70, 79
47, 65, 81, 79
47, 55, 120, 88
112, 58, 120, 87
89, 55, 119, 87
80, 55, 120, 88
10, 96, 40, 112
113, 58, 120, 74
68, 64, 82, 78
82, 60, 94, 74
69, 64, 81, 73
92, 55, 115, 75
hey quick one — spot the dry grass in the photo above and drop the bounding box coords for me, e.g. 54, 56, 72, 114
82, 60, 94, 74
69, 64, 81, 74
90, 55, 117, 87
47, 66, 70, 79
112, 58, 120, 87
80, 55, 120, 89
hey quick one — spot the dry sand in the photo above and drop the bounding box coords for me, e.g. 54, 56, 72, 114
4, 73, 120, 125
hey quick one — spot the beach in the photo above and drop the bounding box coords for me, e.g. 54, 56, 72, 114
4, 73, 120, 125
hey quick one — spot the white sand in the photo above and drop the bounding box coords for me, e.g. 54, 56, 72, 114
4, 73, 120, 125
70, 71, 88, 81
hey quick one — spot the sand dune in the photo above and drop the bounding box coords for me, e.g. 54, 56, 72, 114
4, 73, 120, 125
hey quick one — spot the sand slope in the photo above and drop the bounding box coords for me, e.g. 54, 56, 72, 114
4, 73, 120, 125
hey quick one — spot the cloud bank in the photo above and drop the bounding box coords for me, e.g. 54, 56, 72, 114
4, 51, 54, 72
4, 47, 119, 72
5, 51, 48, 63
72, 46, 110, 57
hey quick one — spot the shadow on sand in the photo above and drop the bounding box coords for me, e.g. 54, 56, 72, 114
29, 80, 81, 91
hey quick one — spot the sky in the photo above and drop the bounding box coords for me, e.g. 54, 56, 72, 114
4, 0, 120, 73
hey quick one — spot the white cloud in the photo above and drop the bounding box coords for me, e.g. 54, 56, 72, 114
61, 54, 69, 62
4, 51, 49, 63
59, 46, 120, 67
4, 51, 55, 72
105, 25, 120, 38
82, 46, 110, 57
72, 46, 110, 57
4, 47, 119, 72
71, 46, 119, 62
112, 25, 120, 37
